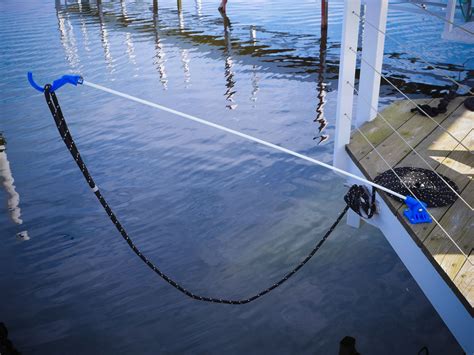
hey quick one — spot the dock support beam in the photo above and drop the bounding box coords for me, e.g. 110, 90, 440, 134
364, 182, 474, 354
356, 0, 388, 125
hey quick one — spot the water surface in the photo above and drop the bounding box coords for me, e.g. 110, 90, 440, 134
0, 1, 472, 354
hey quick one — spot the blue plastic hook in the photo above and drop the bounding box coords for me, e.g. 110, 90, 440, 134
403, 196, 432, 224
27, 72, 83, 93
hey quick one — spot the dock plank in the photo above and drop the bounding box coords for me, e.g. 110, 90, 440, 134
423, 181, 473, 279
356, 97, 464, 179
346, 99, 431, 161
346, 96, 474, 311
394, 103, 472, 177
453, 253, 474, 307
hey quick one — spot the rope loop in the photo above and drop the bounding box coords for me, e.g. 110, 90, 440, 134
344, 185, 376, 219
43, 86, 349, 305
410, 87, 458, 117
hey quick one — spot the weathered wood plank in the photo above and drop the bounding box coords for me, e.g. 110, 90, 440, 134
356, 97, 464, 180
394, 105, 474, 244
439, 227, 474, 282
395, 103, 473, 180
347, 99, 431, 161
436, 128, 474, 278
423, 181, 473, 276
453, 253, 474, 307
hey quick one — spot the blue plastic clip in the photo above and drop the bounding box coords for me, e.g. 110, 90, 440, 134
403, 196, 432, 224
27, 72, 83, 93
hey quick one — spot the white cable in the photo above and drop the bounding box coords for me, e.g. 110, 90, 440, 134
348, 46, 472, 153
411, 2, 474, 36
81, 80, 470, 262
82, 80, 406, 199
347, 81, 473, 211
352, 10, 473, 95
343, 113, 470, 262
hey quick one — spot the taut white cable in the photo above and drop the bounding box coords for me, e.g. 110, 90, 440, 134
82, 80, 406, 199
81, 80, 469, 261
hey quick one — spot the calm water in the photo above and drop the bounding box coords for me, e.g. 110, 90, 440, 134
1, 0, 472, 354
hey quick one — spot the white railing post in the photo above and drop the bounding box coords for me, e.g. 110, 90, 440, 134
334, 0, 361, 229
356, 0, 388, 125
333, 0, 361, 172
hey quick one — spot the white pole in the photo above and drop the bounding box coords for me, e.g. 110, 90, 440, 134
334, 0, 362, 227
333, 0, 361, 172
356, 0, 388, 125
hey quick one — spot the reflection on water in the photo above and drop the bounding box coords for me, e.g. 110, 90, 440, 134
249, 26, 259, 105
314, 3, 329, 145
78, 1, 91, 52
0, 134, 29, 240
153, 2, 168, 89
56, 1, 81, 70
97, 1, 115, 71
121, 0, 137, 67
194, 0, 202, 18
52, 0, 474, 138
178, 6, 191, 86
222, 13, 237, 109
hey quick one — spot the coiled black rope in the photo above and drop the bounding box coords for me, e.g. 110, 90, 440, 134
410, 87, 457, 117
43, 86, 348, 305
344, 185, 376, 219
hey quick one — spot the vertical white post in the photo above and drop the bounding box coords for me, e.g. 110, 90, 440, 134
334, 0, 361, 228
356, 0, 388, 125
333, 0, 361, 172
444, 0, 456, 34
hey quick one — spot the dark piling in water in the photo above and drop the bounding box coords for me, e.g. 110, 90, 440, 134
338, 336, 360, 355
321, 0, 328, 29
0, 323, 21, 355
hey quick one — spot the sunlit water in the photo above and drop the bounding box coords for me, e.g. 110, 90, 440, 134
0, 0, 472, 354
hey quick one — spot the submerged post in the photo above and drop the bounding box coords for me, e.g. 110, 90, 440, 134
355, 0, 388, 125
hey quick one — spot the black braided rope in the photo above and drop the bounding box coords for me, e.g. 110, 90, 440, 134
410, 88, 457, 117
344, 185, 376, 219
43, 86, 348, 304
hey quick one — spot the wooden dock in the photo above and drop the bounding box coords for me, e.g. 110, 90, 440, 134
346, 97, 473, 314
